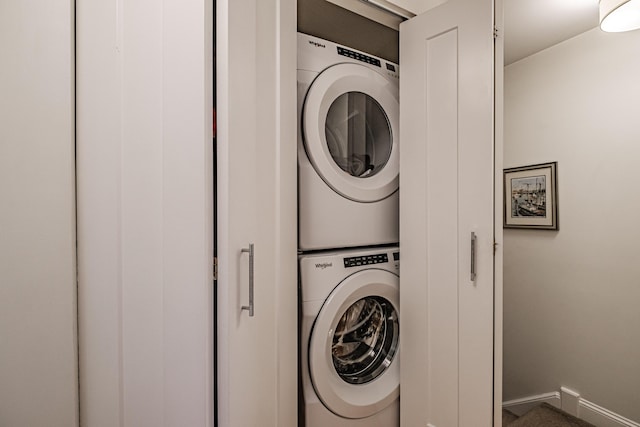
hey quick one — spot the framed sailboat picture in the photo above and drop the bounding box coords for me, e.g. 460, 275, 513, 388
504, 162, 558, 230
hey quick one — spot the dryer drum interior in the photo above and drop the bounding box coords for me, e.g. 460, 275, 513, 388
325, 91, 393, 179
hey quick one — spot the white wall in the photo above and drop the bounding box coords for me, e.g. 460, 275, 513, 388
0, 1, 78, 426
76, 0, 213, 425
503, 27, 640, 422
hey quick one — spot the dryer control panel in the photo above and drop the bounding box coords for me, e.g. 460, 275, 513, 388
335, 46, 399, 80
337, 46, 381, 67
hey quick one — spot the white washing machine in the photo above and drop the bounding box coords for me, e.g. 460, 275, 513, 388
298, 33, 399, 251
300, 247, 400, 427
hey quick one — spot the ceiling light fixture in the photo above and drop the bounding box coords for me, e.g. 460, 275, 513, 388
600, 0, 640, 32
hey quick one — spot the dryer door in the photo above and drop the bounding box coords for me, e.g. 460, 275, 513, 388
302, 63, 399, 202
309, 269, 399, 419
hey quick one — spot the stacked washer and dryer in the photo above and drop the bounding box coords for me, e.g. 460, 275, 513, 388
297, 33, 400, 427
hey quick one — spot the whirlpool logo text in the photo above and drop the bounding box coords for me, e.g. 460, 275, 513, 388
315, 262, 332, 269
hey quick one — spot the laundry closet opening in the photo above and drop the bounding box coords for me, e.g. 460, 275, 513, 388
297, 1, 401, 426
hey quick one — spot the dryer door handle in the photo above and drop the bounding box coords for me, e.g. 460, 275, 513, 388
241, 243, 255, 317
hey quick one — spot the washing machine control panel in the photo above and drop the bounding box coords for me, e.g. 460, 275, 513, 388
343, 251, 399, 268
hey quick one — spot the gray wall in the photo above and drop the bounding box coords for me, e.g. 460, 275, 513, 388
298, 0, 399, 63
0, 1, 78, 426
503, 27, 640, 422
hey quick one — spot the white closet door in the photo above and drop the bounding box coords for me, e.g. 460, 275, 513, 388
77, 1, 214, 426
399, 0, 496, 426
0, 1, 77, 425
216, 0, 297, 426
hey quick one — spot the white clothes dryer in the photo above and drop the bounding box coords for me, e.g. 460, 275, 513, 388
300, 247, 400, 427
298, 33, 399, 251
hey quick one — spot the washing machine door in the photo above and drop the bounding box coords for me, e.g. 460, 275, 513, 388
302, 63, 399, 202
309, 269, 399, 419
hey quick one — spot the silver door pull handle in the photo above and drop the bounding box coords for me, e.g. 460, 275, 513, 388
470, 232, 477, 282
241, 243, 255, 317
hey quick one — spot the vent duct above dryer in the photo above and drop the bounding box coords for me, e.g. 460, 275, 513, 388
326, 0, 413, 29
326, 0, 451, 30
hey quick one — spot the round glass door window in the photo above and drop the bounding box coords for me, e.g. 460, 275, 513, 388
325, 92, 392, 179
332, 296, 399, 385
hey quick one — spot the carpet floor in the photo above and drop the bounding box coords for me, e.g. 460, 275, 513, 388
503, 403, 596, 427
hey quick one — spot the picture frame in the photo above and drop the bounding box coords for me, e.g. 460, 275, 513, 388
504, 162, 558, 230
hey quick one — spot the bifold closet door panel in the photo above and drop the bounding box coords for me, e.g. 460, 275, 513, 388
216, 0, 298, 426
400, 0, 496, 425
77, 0, 214, 425
0, 1, 78, 426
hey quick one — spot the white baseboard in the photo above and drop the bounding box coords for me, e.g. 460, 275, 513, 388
579, 399, 640, 427
503, 391, 561, 416
503, 389, 639, 427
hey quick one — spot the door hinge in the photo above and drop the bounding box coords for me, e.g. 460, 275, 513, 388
213, 256, 218, 281
493, 241, 498, 254
493, 26, 500, 39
